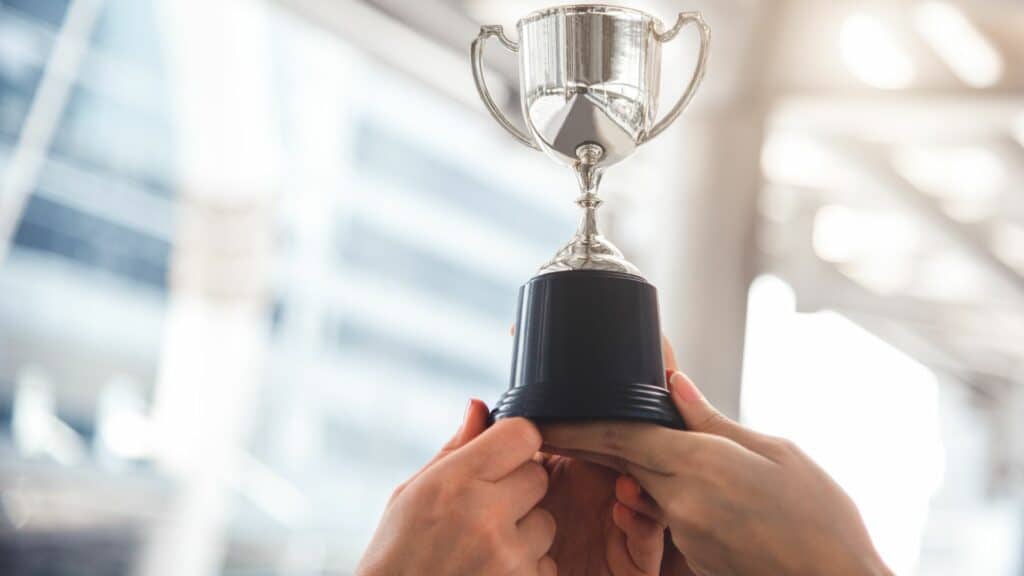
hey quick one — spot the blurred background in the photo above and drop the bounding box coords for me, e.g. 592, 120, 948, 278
0, 0, 1021, 574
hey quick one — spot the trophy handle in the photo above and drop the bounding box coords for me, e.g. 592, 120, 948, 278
471, 25, 541, 150
641, 12, 711, 144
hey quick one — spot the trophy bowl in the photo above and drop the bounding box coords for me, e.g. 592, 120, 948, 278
471, 4, 710, 429
473, 5, 709, 170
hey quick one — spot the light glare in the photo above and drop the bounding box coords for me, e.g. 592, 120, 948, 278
813, 205, 920, 265
892, 145, 1004, 221
991, 223, 1024, 271
914, 2, 1003, 88
1013, 113, 1024, 149
840, 13, 914, 90
742, 276, 944, 574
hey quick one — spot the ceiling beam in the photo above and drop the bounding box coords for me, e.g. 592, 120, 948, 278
825, 137, 1024, 297
774, 94, 1024, 141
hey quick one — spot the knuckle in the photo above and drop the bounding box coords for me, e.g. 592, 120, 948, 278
535, 508, 556, 540
775, 437, 801, 454
762, 436, 802, 460
508, 418, 543, 451
665, 492, 709, 534
388, 480, 408, 502
489, 540, 524, 574
476, 514, 505, 547
526, 461, 549, 492
430, 475, 461, 503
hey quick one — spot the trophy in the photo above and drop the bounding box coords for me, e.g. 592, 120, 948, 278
472, 5, 710, 429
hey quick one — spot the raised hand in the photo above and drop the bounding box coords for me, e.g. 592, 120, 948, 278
357, 400, 557, 576
541, 341, 893, 576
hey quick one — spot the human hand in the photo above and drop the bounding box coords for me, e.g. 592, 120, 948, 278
503, 324, 663, 576
357, 400, 556, 576
538, 452, 663, 576
541, 344, 892, 576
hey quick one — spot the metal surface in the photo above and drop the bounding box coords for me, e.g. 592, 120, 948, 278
472, 4, 710, 275
471, 25, 540, 149
538, 143, 642, 274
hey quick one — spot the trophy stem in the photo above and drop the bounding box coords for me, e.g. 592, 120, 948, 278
575, 191, 602, 243
574, 143, 605, 243
536, 143, 641, 276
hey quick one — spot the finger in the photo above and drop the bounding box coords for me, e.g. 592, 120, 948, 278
616, 475, 663, 522
538, 555, 557, 576
539, 421, 688, 475
446, 398, 490, 451
613, 502, 665, 573
661, 335, 679, 373
423, 399, 490, 469
450, 417, 542, 481
495, 461, 549, 519
394, 399, 489, 497
667, 371, 770, 453
539, 445, 630, 473
662, 543, 699, 576
517, 508, 556, 559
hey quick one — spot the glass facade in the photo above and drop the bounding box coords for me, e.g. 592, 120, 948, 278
0, 1, 573, 573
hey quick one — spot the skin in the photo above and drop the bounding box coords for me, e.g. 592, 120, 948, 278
538, 452, 663, 576
541, 339, 895, 576
356, 401, 557, 576
508, 324, 665, 576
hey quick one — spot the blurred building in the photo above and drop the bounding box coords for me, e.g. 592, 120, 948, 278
0, 0, 1022, 574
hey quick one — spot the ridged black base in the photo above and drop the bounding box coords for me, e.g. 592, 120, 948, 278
492, 270, 685, 430
492, 382, 684, 428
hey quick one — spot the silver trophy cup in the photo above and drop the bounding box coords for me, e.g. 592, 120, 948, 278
472, 4, 709, 274
473, 5, 710, 429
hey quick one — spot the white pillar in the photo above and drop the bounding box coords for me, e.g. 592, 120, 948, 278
613, 0, 774, 418
619, 108, 765, 419
138, 1, 278, 575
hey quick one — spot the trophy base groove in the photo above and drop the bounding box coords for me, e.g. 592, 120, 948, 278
492, 269, 685, 430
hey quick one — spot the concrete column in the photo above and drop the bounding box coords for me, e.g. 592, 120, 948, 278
611, 0, 774, 418
137, 1, 278, 575
637, 111, 765, 419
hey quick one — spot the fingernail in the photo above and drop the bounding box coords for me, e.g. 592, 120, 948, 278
463, 398, 478, 424
456, 399, 474, 435
669, 371, 704, 404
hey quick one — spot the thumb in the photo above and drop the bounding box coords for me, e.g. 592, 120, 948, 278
667, 371, 766, 452
393, 399, 489, 498
438, 398, 490, 457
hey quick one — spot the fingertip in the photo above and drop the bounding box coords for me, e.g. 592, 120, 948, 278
667, 371, 713, 425
538, 555, 557, 576
615, 475, 641, 501
458, 398, 489, 443
482, 417, 543, 459
661, 334, 679, 372
504, 417, 543, 451
612, 501, 634, 531
612, 501, 666, 574
668, 371, 704, 405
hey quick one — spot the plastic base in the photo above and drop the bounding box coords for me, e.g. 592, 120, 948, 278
492, 270, 685, 429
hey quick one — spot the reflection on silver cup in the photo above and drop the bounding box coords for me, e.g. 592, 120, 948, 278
472, 4, 710, 274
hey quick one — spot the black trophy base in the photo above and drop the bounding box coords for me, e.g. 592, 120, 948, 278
492, 270, 685, 429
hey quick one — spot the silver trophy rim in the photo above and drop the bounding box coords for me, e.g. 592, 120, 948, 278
516, 3, 663, 29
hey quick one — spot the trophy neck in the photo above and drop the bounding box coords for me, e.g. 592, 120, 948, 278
537, 144, 642, 277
